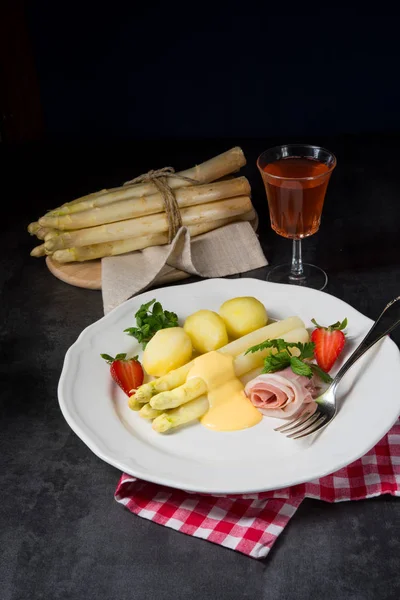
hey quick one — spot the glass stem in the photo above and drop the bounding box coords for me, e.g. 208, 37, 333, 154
290, 239, 304, 279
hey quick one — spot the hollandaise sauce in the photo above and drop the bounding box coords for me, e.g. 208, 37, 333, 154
186, 351, 262, 431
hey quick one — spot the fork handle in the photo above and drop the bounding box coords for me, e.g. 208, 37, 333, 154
332, 296, 400, 389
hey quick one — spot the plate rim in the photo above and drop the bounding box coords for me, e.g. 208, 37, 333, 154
58, 278, 400, 494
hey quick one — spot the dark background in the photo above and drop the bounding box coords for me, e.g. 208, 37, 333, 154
2, 3, 400, 142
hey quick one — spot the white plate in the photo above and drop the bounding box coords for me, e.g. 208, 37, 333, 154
58, 278, 400, 494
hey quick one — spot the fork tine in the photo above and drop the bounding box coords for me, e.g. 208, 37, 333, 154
289, 414, 328, 439
275, 411, 317, 435
283, 411, 322, 436
274, 410, 312, 433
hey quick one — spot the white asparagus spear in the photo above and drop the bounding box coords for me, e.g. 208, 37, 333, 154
214, 317, 305, 361
132, 317, 305, 404
50, 209, 256, 263
39, 177, 251, 230
45, 196, 253, 252
28, 222, 40, 235
232, 327, 310, 376
148, 368, 266, 431
44, 230, 60, 241
139, 403, 164, 420
44, 147, 246, 217
152, 396, 209, 433
151, 377, 206, 410
30, 244, 46, 257
240, 367, 263, 387
149, 327, 309, 410
36, 227, 57, 240
128, 396, 145, 411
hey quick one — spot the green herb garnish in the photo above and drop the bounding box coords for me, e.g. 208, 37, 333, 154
245, 338, 332, 382
100, 352, 127, 364
124, 299, 179, 349
100, 353, 139, 364
309, 363, 333, 384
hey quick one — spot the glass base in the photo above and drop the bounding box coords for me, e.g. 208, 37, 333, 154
266, 263, 328, 291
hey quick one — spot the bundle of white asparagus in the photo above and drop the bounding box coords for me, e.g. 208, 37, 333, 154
28, 147, 257, 263
129, 317, 309, 433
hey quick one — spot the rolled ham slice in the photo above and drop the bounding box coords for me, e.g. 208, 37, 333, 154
244, 367, 317, 420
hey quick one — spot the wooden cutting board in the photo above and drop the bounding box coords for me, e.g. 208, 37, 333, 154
46, 256, 102, 289
46, 256, 190, 290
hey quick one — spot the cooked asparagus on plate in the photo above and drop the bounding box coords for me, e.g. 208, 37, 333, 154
101, 290, 336, 435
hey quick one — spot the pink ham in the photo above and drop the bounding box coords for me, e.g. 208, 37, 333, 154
244, 367, 317, 420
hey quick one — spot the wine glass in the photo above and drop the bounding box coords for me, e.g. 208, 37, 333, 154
257, 144, 336, 290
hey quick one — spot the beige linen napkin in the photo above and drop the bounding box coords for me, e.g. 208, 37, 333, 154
102, 220, 268, 314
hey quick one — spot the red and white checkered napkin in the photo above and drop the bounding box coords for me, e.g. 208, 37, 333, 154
115, 420, 400, 559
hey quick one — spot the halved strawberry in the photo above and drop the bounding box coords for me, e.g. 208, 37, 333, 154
310, 318, 347, 373
101, 353, 144, 396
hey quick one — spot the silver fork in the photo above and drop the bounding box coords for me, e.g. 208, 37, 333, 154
275, 296, 400, 440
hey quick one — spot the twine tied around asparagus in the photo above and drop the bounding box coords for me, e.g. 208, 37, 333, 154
124, 167, 199, 242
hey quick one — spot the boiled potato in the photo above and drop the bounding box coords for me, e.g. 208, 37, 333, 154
219, 297, 268, 338
142, 327, 192, 377
184, 310, 228, 354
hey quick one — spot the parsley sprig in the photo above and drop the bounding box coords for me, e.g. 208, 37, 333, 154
124, 299, 179, 349
245, 339, 332, 383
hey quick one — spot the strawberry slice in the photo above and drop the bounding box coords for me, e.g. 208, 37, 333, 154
101, 353, 144, 396
310, 318, 347, 373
